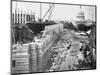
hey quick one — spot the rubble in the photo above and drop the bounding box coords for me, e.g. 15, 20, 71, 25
47, 29, 95, 71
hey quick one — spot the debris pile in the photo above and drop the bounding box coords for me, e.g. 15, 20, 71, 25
47, 29, 95, 71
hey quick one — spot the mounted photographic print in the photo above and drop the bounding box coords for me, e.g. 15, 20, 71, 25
11, 0, 96, 75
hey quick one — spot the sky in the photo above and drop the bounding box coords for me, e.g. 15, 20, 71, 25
12, 1, 96, 21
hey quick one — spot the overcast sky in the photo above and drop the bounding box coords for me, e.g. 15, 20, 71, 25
12, 1, 96, 21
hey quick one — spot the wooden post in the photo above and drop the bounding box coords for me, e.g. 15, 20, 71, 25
12, 28, 15, 45
18, 10, 19, 24
23, 12, 25, 24
15, 9, 17, 24
21, 10, 23, 24
12, 13, 14, 24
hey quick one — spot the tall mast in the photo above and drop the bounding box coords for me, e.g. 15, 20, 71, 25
40, 3, 42, 22
80, 5, 82, 9
48, 3, 54, 21
42, 3, 54, 21
48, 3, 51, 21
15, 1, 17, 24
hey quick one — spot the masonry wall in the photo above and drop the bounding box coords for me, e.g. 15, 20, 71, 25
12, 42, 53, 73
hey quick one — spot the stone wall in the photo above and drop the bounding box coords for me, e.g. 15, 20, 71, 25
12, 38, 54, 73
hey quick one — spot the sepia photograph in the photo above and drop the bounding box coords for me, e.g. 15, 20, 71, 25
11, 0, 96, 74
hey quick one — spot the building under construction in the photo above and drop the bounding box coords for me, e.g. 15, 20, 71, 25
11, 0, 96, 74
11, 0, 64, 74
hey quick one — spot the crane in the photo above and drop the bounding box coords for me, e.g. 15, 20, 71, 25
39, 3, 55, 22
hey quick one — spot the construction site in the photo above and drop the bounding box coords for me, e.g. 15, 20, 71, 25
11, 0, 96, 74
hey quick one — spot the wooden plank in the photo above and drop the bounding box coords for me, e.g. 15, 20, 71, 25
12, 69, 30, 72
12, 57, 29, 59
12, 70, 30, 73
16, 63, 29, 66
13, 67, 30, 70
16, 61, 29, 63
12, 54, 29, 56
15, 66, 29, 69
12, 58, 29, 62
12, 55, 29, 58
